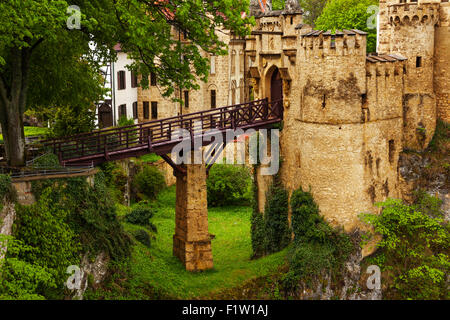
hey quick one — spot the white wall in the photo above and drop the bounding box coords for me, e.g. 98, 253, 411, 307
112, 51, 138, 125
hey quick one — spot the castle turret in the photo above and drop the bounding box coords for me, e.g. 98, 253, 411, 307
381, 0, 440, 150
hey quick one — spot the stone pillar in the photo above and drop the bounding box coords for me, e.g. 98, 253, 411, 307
173, 162, 213, 271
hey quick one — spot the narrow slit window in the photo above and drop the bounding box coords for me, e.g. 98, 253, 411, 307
143, 101, 149, 120
416, 56, 422, 68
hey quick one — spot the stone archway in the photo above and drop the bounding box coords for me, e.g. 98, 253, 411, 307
265, 66, 283, 102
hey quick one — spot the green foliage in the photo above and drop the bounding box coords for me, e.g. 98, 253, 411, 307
46, 105, 97, 138
31, 153, 61, 168
427, 120, 449, 153
132, 165, 166, 201
0, 236, 55, 300
13, 188, 81, 298
99, 162, 128, 204
360, 197, 449, 300
118, 116, 135, 127
126, 203, 157, 231
31, 174, 132, 263
264, 179, 291, 254
0, 174, 16, 206
287, 187, 353, 280
315, 0, 379, 52
251, 176, 291, 258
207, 164, 252, 207
133, 230, 153, 248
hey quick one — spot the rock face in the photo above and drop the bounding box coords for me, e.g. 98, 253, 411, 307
399, 152, 449, 221
72, 252, 110, 300
0, 202, 16, 262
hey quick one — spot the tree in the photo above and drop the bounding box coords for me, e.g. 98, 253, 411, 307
0, 0, 251, 166
315, 0, 379, 53
272, 0, 328, 25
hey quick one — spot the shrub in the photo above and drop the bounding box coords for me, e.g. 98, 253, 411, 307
361, 198, 450, 300
118, 116, 135, 127
126, 203, 158, 231
31, 153, 61, 168
250, 176, 291, 258
0, 236, 55, 300
287, 187, 353, 280
0, 174, 16, 207
207, 164, 252, 207
264, 179, 291, 254
100, 162, 128, 203
14, 188, 81, 298
133, 230, 153, 248
132, 165, 166, 201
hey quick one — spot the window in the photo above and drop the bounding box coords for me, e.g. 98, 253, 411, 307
231, 51, 236, 75
290, 16, 294, 25
132, 101, 138, 119
210, 55, 216, 75
119, 104, 127, 118
211, 90, 216, 109
143, 101, 150, 120
151, 102, 158, 119
416, 56, 422, 68
184, 91, 189, 108
117, 71, 126, 90
389, 140, 395, 164
150, 72, 157, 86
131, 71, 138, 88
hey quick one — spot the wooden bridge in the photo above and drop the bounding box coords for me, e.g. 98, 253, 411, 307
42, 98, 283, 169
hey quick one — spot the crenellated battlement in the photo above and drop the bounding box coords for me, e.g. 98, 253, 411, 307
300, 30, 367, 58
388, 2, 440, 26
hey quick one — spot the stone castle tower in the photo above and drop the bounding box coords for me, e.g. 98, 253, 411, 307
245, 0, 449, 237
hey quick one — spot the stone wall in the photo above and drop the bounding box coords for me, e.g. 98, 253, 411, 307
435, 2, 450, 122
173, 161, 213, 271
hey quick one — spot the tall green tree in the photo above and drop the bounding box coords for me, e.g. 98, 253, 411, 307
315, 0, 379, 52
0, 0, 251, 166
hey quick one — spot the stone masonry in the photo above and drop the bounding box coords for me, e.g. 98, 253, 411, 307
173, 155, 213, 271
131, 0, 449, 267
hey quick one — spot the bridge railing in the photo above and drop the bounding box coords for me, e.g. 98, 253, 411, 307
42, 99, 283, 163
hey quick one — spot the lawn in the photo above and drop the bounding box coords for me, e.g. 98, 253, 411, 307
117, 187, 288, 299
0, 126, 48, 143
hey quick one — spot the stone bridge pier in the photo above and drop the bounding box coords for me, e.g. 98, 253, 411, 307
173, 160, 213, 272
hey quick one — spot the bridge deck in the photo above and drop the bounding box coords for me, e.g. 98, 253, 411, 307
41, 99, 283, 167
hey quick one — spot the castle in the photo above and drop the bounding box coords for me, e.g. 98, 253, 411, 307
107, 0, 449, 235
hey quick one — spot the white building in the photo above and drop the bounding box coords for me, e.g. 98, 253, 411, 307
109, 44, 139, 126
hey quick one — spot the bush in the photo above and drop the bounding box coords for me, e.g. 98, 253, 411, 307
118, 116, 135, 127
100, 162, 128, 203
264, 180, 291, 254
207, 164, 252, 207
0, 236, 55, 300
251, 176, 291, 258
14, 188, 81, 298
132, 165, 166, 201
126, 203, 157, 231
361, 198, 450, 300
287, 187, 353, 280
31, 153, 61, 168
0, 174, 16, 206
133, 230, 153, 248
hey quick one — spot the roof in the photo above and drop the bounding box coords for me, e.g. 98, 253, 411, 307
302, 29, 368, 37
366, 53, 407, 63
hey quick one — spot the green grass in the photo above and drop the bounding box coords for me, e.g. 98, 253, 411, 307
112, 187, 288, 299
0, 126, 48, 143
138, 153, 161, 163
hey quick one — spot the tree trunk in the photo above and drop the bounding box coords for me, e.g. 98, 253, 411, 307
0, 46, 33, 167
0, 102, 26, 166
